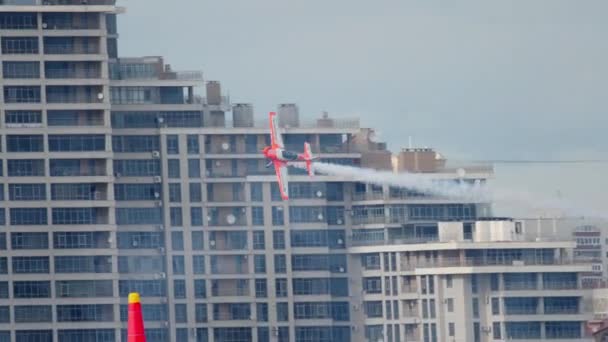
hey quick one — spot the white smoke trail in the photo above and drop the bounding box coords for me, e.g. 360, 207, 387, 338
298, 162, 607, 219
304, 162, 489, 202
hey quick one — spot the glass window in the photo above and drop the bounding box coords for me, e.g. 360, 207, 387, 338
188, 159, 200, 178
274, 254, 287, 273
48, 134, 105, 152
193, 255, 205, 274
9, 184, 46, 201
8, 159, 45, 176
170, 207, 182, 227
250, 183, 263, 201
168, 159, 180, 178
255, 279, 267, 298
189, 183, 202, 202
171, 232, 184, 251
166, 135, 179, 154
10, 208, 47, 225
276, 278, 288, 297
252, 207, 264, 226
187, 135, 199, 154
1, 37, 39, 54
273, 231, 285, 249
174, 280, 186, 299
277, 302, 289, 322
253, 231, 265, 250
192, 231, 204, 250
7, 135, 43, 152
254, 255, 266, 273
191, 207, 203, 226
112, 135, 159, 152
169, 183, 181, 203
175, 304, 187, 323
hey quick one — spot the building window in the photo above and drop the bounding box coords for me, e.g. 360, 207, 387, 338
168, 159, 180, 178
189, 183, 202, 202
254, 255, 266, 274
188, 159, 200, 178
169, 183, 181, 202
251, 207, 264, 226
275, 279, 288, 297
447, 298, 454, 312
273, 231, 285, 249
493, 322, 502, 339
253, 231, 265, 250
194, 279, 206, 299
274, 255, 287, 273
170, 207, 182, 227
191, 207, 203, 226
272, 206, 284, 225
491, 297, 500, 315
192, 231, 204, 250
10, 208, 47, 225
187, 135, 199, 154
255, 279, 267, 298
446, 274, 453, 288
174, 280, 186, 299
166, 135, 179, 154
1, 37, 39, 54
6, 110, 42, 124
7, 135, 43, 152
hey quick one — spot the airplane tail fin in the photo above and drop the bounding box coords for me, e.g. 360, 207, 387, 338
303, 142, 315, 176
128, 293, 146, 342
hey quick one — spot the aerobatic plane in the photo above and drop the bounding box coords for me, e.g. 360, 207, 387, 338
262, 112, 316, 200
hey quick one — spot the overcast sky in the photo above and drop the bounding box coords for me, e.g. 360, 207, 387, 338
116, 0, 608, 217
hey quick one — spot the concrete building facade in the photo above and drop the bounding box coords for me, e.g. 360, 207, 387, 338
0, 1, 597, 342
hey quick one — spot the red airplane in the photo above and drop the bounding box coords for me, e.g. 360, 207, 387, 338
262, 112, 316, 200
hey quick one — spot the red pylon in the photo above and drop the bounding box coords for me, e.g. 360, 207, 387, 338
127, 292, 146, 342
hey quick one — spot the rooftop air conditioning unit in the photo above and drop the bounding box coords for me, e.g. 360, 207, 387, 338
152, 151, 160, 158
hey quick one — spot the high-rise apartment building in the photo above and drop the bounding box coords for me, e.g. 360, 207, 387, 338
0, 1, 595, 342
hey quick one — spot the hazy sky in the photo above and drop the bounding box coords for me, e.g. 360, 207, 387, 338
115, 0, 608, 217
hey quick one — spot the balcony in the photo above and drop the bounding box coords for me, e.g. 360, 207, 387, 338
207, 207, 247, 226
44, 39, 101, 55
45, 61, 102, 79
209, 231, 247, 251
401, 301, 419, 318
46, 86, 105, 104
160, 71, 203, 81
47, 110, 105, 126
211, 279, 250, 297
50, 159, 107, 177
402, 257, 577, 272
207, 183, 245, 202
210, 255, 249, 275
42, 13, 101, 30
212, 303, 251, 321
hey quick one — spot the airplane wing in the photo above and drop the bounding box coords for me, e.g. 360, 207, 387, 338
269, 112, 284, 148
273, 161, 289, 200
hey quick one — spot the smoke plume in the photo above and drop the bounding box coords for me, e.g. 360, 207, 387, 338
297, 162, 607, 219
